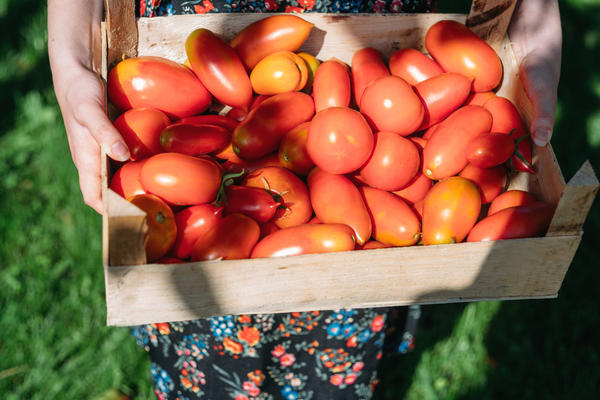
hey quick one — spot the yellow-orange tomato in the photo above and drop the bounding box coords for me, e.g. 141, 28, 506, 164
128, 194, 177, 262
297, 52, 320, 88
251, 223, 356, 258
250, 51, 308, 95
278, 122, 314, 176
422, 177, 481, 245
360, 187, 421, 247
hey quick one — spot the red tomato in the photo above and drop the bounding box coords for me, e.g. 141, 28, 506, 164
392, 173, 433, 206
422, 105, 493, 180
177, 115, 239, 132
157, 257, 185, 264
359, 132, 420, 191
186, 29, 252, 109
233, 92, 315, 160
308, 168, 372, 245
107, 56, 212, 118
488, 190, 537, 216
250, 51, 308, 95
260, 221, 280, 239
413, 199, 424, 221
459, 163, 507, 204
140, 153, 222, 205
306, 107, 374, 174
244, 167, 312, 228
222, 153, 283, 175
313, 59, 352, 112
466, 132, 515, 168
426, 20, 503, 92
483, 96, 534, 174
224, 185, 282, 223
388, 48, 444, 86
360, 76, 424, 136
414, 72, 473, 129
360, 187, 421, 247
278, 122, 314, 176
230, 15, 315, 70
172, 204, 223, 259
467, 202, 555, 242
422, 177, 481, 245
159, 123, 230, 156
251, 223, 355, 258
422, 123, 440, 140
465, 91, 496, 106
128, 194, 177, 262
410, 136, 428, 152
357, 241, 391, 250
308, 216, 321, 224
109, 160, 147, 199
351, 48, 390, 105
226, 107, 248, 122
113, 108, 170, 161
190, 213, 260, 261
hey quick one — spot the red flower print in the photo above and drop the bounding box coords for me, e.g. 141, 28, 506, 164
248, 370, 265, 386
194, 0, 214, 14
243, 381, 261, 397
373, 0, 386, 13
272, 344, 286, 358
352, 361, 364, 372
344, 373, 357, 384
223, 337, 243, 354
347, 335, 357, 348
238, 326, 260, 346
330, 374, 344, 386
324, 361, 334, 368
285, 6, 304, 13
265, 0, 279, 10
235, 395, 249, 400
238, 315, 251, 324
390, 0, 403, 13
155, 323, 170, 335
280, 353, 296, 367
298, 0, 315, 9
370, 315, 384, 332
291, 377, 302, 387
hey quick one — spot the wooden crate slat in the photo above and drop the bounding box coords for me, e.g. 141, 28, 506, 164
466, 0, 517, 52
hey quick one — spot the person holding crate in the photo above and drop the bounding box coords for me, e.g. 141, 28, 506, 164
48, 0, 561, 398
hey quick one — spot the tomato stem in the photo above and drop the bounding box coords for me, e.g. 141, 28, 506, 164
215, 170, 246, 206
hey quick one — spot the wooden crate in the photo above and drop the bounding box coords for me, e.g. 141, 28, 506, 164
99, 0, 599, 326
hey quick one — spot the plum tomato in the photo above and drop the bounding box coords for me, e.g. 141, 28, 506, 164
109, 159, 148, 199
467, 202, 555, 242
357, 241, 391, 250
260, 221, 280, 239
392, 173, 433, 206
278, 122, 315, 176
422, 176, 481, 245
190, 213, 260, 261
223, 153, 283, 175
359, 131, 420, 191
306, 107, 374, 175
177, 114, 239, 132
224, 185, 282, 223
308, 168, 372, 245
172, 204, 223, 259
360, 75, 424, 136
140, 153, 222, 205
159, 123, 231, 156
313, 59, 352, 112
459, 163, 507, 204
107, 56, 212, 118
351, 48, 390, 105
388, 48, 444, 86
422, 105, 493, 180
113, 108, 170, 161
488, 190, 537, 216
250, 51, 308, 95
185, 28, 253, 109
128, 194, 177, 263
466, 132, 516, 168
230, 15, 314, 70
465, 91, 496, 106
426, 20, 503, 92
360, 187, 421, 247
244, 166, 312, 228
251, 223, 356, 258
422, 123, 440, 140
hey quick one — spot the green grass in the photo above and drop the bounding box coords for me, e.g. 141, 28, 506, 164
1, 1, 600, 399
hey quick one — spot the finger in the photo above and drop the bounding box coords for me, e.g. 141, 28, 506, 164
73, 137, 104, 214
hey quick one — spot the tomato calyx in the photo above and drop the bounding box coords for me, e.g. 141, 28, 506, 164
215, 170, 246, 206
155, 211, 166, 224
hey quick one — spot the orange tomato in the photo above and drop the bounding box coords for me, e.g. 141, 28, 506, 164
422, 123, 441, 140
251, 223, 355, 258
357, 241, 391, 250
388, 48, 444, 86
159, 123, 231, 156
359, 131, 420, 191
244, 166, 312, 228
488, 190, 537, 216
109, 159, 148, 199
128, 194, 177, 262
108, 56, 211, 118
172, 204, 223, 259
422, 177, 481, 245
230, 15, 314, 70
260, 221, 280, 239
351, 47, 390, 105
306, 107, 374, 174
313, 59, 352, 112
307, 168, 372, 245
278, 122, 315, 176
186, 28, 253, 109
459, 163, 507, 204
250, 51, 308, 95
465, 91, 496, 106
392, 173, 433, 206
360, 76, 424, 136
297, 52, 320, 88
113, 108, 170, 161
422, 105, 493, 180
426, 20, 502, 92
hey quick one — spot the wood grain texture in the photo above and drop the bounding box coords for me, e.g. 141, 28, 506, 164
105, 235, 581, 326
106, 190, 148, 267
104, 0, 138, 68
466, 0, 517, 51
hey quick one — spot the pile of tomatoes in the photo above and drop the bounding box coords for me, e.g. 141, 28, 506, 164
107, 15, 555, 264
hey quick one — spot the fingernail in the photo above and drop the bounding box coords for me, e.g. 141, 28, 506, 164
111, 142, 130, 161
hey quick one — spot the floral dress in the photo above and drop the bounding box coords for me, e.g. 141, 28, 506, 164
132, 2, 431, 399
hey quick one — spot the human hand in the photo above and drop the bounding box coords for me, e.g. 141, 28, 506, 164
48, 0, 130, 214
508, 0, 562, 147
